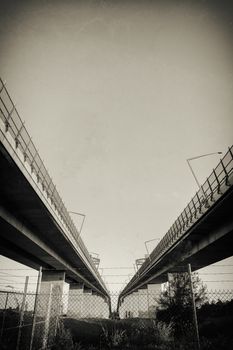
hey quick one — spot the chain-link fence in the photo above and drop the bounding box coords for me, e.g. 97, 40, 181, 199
0, 288, 110, 350
0, 290, 35, 350
1, 285, 233, 349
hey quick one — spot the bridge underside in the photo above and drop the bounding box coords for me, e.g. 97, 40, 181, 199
0, 142, 105, 295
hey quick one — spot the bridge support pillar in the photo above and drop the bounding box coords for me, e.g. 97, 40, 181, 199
68, 286, 110, 319
36, 271, 67, 348
146, 284, 161, 317
82, 287, 93, 317
67, 283, 84, 318
120, 292, 139, 318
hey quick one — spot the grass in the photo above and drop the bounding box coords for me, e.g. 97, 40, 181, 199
59, 317, 174, 349
2, 302, 233, 350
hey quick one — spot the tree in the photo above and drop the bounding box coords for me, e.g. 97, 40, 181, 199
156, 271, 207, 340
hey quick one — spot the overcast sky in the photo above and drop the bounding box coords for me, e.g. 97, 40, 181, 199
0, 0, 233, 292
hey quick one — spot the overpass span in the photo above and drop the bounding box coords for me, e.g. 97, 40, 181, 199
119, 145, 233, 302
0, 78, 109, 300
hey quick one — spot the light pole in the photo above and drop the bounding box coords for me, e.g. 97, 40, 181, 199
68, 211, 86, 239
186, 151, 222, 197
89, 252, 100, 269
144, 238, 160, 261
135, 258, 146, 270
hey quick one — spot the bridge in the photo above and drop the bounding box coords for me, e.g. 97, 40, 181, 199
1, 78, 233, 315
0, 78, 233, 349
118, 145, 233, 305
0, 78, 110, 311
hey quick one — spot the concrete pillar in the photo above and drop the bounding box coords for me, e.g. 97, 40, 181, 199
39, 271, 67, 315
67, 283, 84, 318
95, 295, 110, 319
36, 271, 67, 348
102, 297, 110, 319
118, 297, 125, 319
68, 286, 110, 319
124, 293, 135, 318
83, 287, 92, 318
132, 292, 139, 317
147, 283, 161, 317
91, 294, 101, 318
138, 288, 148, 317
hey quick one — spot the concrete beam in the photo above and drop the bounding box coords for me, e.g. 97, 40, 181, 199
0, 204, 107, 296
83, 286, 92, 294
70, 283, 84, 291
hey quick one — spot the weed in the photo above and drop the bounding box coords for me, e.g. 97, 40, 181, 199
101, 323, 128, 348
52, 321, 82, 350
155, 321, 173, 342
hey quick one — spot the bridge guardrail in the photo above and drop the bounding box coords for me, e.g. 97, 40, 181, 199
149, 145, 233, 265
0, 78, 104, 285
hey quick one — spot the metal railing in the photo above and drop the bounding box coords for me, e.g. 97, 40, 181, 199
0, 78, 104, 286
124, 145, 233, 292
149, 145, 233, 263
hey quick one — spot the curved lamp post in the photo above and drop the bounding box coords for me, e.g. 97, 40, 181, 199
186, 151, 222, 198
89, 252, 100, 269
144, 238, 160, 261
68, 211, 86, 239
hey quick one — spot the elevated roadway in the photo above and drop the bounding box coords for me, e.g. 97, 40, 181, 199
0, 78, 109, 300
119, 145, 233, 303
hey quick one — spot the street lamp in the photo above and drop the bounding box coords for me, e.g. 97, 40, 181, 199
186, 151, 222, 197
144, 238, 160, 261
68, 211, 86, 238
135, 258, 146, 270
89, 252, 100, 269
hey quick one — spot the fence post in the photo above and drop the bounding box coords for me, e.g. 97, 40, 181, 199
16, 276, 29, 350
0, 292, 9, 341
42, 284, 53, 349
135, 292, 138, 317
29, 267, 42, 350
167, 273, 172, 302
146, 287, 149, 316
188, 264, 200, 350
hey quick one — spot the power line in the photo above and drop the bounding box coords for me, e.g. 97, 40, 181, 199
102, 274, 134, 277
203, 280, 233, 283
199, 273, 233, 275
0, 264, 233, 271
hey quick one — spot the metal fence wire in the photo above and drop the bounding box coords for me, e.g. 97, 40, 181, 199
0, 284, 233, 349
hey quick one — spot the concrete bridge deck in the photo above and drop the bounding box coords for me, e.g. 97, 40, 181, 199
0, 78, 109, 299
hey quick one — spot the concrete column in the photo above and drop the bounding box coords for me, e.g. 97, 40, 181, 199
89, 292, 102, 318
102, 297, 110, 319
82, 287, 92, 318
138, 288, 148, 317
118, 297, 125, 319
36, 271, 67, 348
131, 292, 138, 317
147, 283, 161, 317
67, 283, 84, 318
125, 293, 135, 318
68, 286, 110, 319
